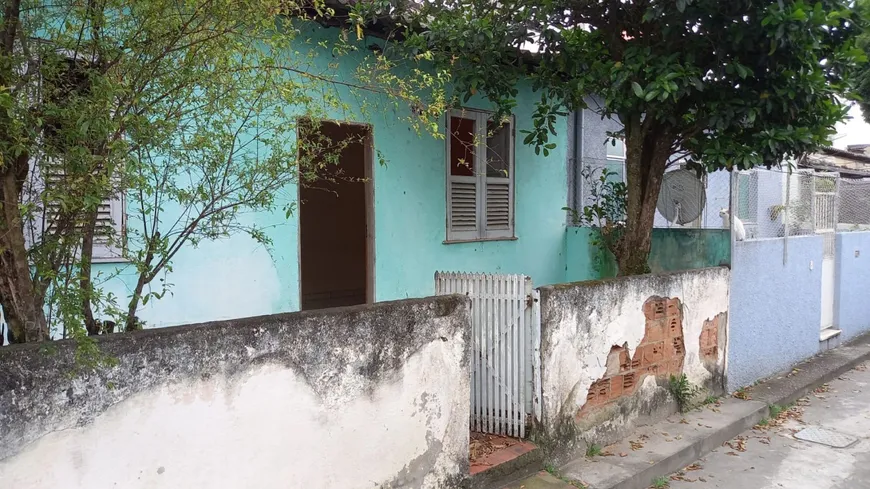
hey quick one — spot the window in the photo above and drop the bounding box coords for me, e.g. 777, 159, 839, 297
605, 137, 626, 183
25, 54, 126, 262
446, 109, 515, 241
33, 162, 126, 262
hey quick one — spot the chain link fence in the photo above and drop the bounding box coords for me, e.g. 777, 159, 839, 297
732, 167, 840, 240
731, 167, 870, 261
837, 178, 870, 232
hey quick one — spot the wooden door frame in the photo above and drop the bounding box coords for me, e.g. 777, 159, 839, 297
296, 118, 375, 309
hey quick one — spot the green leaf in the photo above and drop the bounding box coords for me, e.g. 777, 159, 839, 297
631, 82, 644, 98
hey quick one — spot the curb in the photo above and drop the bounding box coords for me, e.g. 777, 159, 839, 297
500, 331, 870, 489
595, 331, 870, 489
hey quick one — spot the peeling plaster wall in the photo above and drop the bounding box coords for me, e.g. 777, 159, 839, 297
537, 268, 730, 451
0, 296, 471, 489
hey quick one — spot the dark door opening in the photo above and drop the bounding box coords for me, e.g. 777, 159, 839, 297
299, 121, 373, 310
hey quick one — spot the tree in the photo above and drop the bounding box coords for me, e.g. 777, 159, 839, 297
855, 0, 870, 123
1, 0, 448, 342
376, 0, 864, 274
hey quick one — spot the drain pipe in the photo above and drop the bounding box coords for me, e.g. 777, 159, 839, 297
571, 108, 584, 213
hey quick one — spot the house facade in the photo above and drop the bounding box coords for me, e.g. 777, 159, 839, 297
90, 22, 583, 328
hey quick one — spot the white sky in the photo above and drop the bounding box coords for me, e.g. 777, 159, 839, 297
832, 103, 870, 149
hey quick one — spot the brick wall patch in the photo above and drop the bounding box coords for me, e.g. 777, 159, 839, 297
578, 296, 686, 419
700, 312, 725, 363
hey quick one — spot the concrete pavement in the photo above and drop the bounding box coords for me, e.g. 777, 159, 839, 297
668, 362, 870, 489
494, 333, 870, 489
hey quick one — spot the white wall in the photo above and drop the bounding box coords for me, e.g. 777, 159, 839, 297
537, 267, 730, 447
0, 297, 471, 489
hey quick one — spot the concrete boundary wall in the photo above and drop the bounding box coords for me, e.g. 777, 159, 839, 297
835, 231, 870, 341
537, 268, 730, 455
0, 296, 471, 489
728, 236, 823, 392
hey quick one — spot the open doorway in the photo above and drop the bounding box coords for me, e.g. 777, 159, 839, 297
298, 120, 373, 310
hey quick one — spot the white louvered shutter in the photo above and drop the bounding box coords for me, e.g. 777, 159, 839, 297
446, 110, 515, 241
447, 110, 480, 241
38, 160, 125, 261
483, 115, 514, 239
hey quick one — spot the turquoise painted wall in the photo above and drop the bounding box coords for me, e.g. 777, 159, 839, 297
565, 227, 731, 282
91, 23, 569, 328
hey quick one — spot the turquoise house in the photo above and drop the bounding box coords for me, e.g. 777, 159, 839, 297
90, 19, 583, 328
84, 14, 728, 330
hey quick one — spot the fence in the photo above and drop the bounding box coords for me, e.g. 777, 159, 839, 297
435, 272, 539, 438
732, 166, 870, 263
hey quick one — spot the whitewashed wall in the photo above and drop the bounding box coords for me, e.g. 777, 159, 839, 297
0, 297, 471, 489
537, 268, 730, 449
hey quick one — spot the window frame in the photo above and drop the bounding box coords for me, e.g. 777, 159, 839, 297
23, 48, 128, 263
605, 136, 626, 183
444, 108, 516, 243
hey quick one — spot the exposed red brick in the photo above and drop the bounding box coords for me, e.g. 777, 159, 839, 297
578, 296, 687, 420
699, 312, 725, 364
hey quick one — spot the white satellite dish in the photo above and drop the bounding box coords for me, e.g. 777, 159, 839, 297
656, 169, 706, 225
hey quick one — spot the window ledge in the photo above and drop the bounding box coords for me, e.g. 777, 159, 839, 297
443, 237, 518, 245
820, 328, 842, 342
92, 256, 130, 265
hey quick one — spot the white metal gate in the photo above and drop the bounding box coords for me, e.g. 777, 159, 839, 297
435, 272, 539, 437
814, 173, 838, 332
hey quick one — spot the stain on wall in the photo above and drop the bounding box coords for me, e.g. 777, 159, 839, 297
0, 296, 471, 489
579, 297, 686, 418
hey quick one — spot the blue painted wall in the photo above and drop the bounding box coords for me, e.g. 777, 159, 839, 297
835, 231, 870, 340
90, 23, 569, 328
727, 236, 823, 392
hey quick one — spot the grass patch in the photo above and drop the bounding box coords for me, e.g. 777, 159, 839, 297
756, 417, 769, 426
702, 395, 719, 405
769, 404, 787, 418
585, 443, 602, 458
651, 475, 670, 488
544, 463, 587, 488
668, 374, 700, 413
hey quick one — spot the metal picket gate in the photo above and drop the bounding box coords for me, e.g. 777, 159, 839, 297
435, 272, 540, 437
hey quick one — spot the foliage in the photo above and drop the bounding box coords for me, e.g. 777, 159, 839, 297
651, 475, 670, 489
585, 443, 602, 458
377, 0, 865, 275
0, 0, 448, 342
565, 166, 627, 275
769, 404, 787, 418
856, 0, 870, 123
668, 374, 700, 413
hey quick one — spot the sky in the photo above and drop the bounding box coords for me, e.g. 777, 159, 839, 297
832, 103, 870, 149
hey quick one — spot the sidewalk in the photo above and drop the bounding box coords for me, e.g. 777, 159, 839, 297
669, 361, 870, 488
497, 331, 870, 489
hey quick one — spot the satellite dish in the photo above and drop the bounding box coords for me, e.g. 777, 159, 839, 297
656, 169, 706, 225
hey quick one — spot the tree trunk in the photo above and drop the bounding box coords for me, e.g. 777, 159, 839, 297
0, 166, 49, 342
80, 208, 100, 335
616, 120, 672, 276
125, 274, 147, 332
